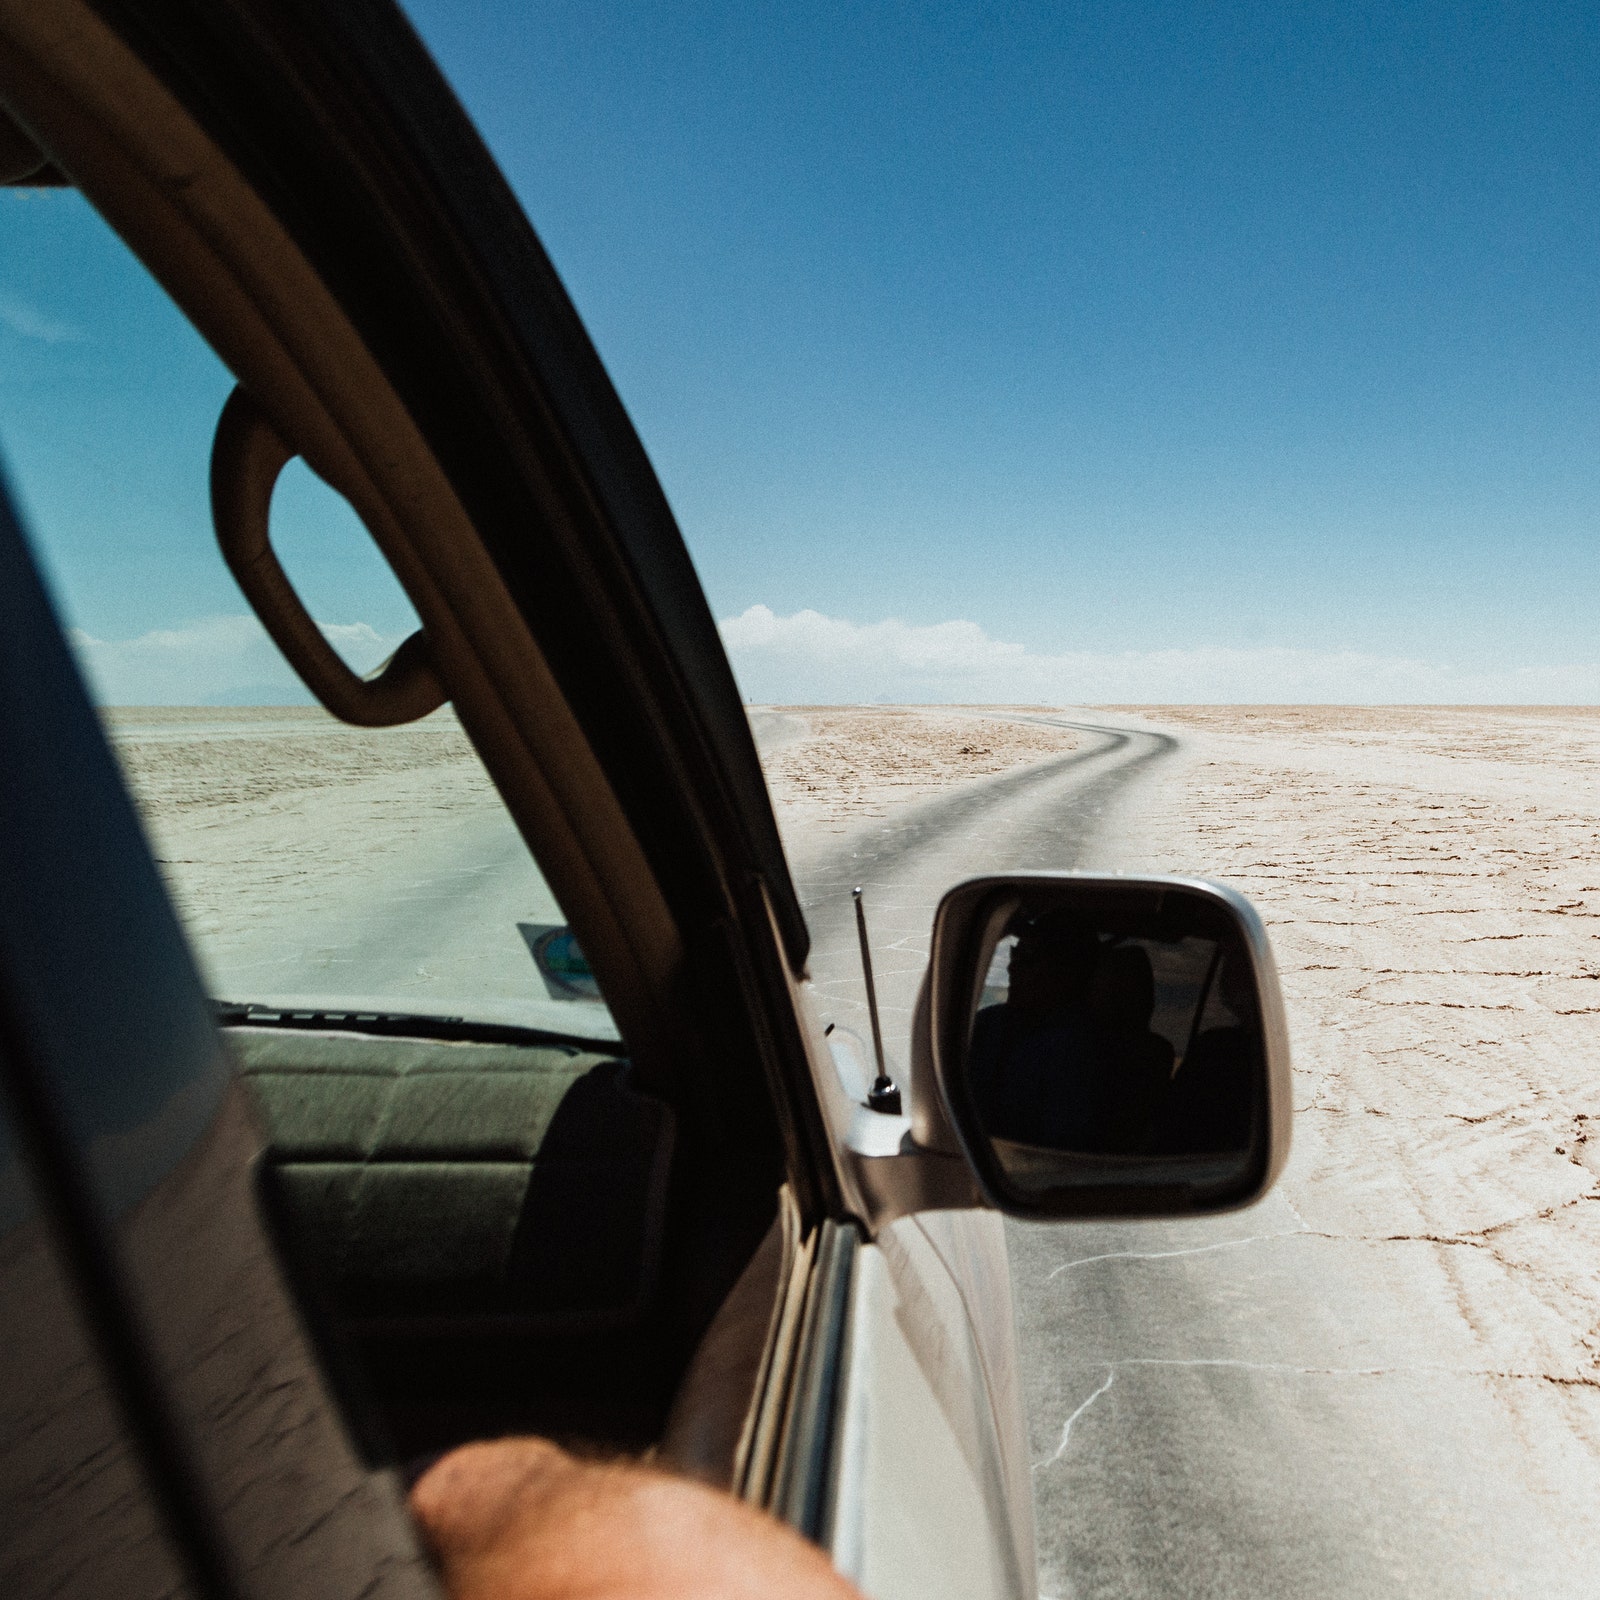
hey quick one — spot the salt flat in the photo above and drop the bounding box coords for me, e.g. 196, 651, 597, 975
102, 701, 1600, 1594
103, 705, 567, 1023
1103, 704, 1600, 1402
769, 704, 1600, 1597
1014, 705, 1600, 1599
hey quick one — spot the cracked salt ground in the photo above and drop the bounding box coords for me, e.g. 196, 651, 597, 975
763, 705, 1600, 1600
1037, 1369, 1117, 1470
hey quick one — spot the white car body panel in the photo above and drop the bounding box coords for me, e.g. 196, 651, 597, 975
799, 975, 1038, 1596
831, 1214, 1034, 1600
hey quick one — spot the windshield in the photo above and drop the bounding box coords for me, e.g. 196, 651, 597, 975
2, 190, 618, 1046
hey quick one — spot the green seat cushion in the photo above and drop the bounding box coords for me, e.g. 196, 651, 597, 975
230, 1029, 673, 1328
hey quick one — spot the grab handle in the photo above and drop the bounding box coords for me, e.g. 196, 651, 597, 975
209, 386, 445, 727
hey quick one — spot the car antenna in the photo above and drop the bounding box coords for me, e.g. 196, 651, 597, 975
853, 886, 902, 1115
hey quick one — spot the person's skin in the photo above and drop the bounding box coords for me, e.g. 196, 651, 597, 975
409, 1437, 867, 1600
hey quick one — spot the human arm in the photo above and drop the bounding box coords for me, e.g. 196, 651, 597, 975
409, 1436, 866, 1600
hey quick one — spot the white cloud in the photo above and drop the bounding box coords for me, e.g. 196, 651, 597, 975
67, 603, 1600, 708
718, 605, 1600, 704
318, 620, 393, 658
68, 613, 407, 705
0, 289, 83, 344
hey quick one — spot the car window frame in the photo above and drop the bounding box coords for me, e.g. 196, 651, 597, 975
0, 0, 845, 1227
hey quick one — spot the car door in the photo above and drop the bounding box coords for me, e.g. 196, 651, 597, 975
0, 4, 1047, 1597
0, 443, 439, 1596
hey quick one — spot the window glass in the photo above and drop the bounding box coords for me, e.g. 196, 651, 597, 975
1, 187, 618, 1046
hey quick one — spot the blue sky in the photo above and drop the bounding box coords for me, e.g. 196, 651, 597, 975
6, 1, 1600, 702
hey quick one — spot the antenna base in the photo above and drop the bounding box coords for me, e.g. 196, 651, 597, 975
866, 1076, 903, 1116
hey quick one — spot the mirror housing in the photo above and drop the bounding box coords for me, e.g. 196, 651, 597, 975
915, 872, 1291, 1219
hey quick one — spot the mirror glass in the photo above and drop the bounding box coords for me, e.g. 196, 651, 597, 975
956, 884, 1267, 1203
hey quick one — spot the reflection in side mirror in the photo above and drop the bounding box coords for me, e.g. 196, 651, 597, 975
928, 874, 1291, 1218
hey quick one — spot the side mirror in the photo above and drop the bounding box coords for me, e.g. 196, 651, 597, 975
923, 873, 1291, 1219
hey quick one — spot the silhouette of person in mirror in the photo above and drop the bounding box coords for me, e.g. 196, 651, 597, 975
970, 923, 1181, 1154
968, 911, 1104, 1148
1151, 953, 1256, 1154
1083, 942, 1175, 1151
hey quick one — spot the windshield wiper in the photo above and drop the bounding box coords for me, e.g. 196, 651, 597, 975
212, 1000, 622, 1055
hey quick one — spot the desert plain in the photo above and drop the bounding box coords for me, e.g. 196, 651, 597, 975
105, 701, 1600, 1596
